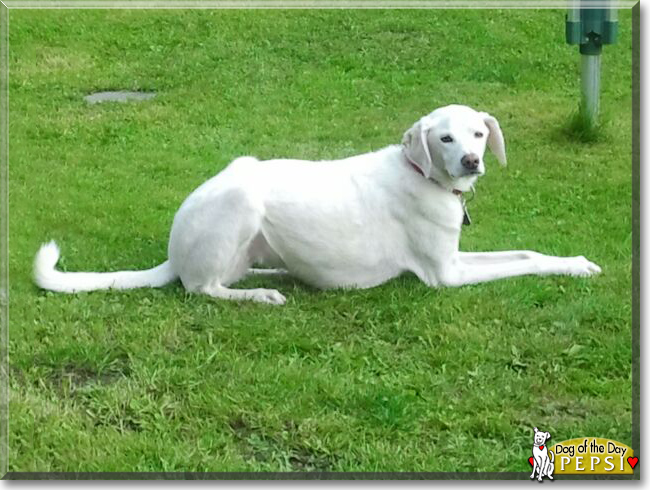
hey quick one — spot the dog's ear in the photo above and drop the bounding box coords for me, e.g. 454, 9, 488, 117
533, 427, 539, 433
480, 112, 507, 166
402, 118, 433, 176
545, 432, 551, 441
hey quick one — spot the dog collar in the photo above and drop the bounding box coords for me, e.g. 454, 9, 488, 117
405, 157, 463, 197
404, 153, 473, 226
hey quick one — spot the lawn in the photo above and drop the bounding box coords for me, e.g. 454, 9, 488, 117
7, 9, 633, 473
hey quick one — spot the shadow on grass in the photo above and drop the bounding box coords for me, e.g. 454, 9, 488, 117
555, 110, 606, 144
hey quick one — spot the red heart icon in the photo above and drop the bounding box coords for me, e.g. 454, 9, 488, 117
539, 446, 544, 450
528, 457, 534, 466
628, 457, 638, 469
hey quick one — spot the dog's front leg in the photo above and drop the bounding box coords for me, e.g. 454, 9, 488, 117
458, 250, 548, 265
439, 252, 601, 286
538, 457, 547, 481
530, 458, 538, 479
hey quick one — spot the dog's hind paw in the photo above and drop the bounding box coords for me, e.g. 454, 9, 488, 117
251, 288, 287, 305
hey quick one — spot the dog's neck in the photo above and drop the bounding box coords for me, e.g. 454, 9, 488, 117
402, 152, 463, 196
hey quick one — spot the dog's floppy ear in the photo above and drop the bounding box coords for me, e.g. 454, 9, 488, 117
480, 112, 507, 166
402, 117, 433, 176
545, 432, 551, 441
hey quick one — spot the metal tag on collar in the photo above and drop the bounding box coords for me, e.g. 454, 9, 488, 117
462, 199, 471, 226
461, 185, 475, 226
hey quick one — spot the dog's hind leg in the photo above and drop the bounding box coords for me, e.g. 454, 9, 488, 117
169, 188, 287, 305
247, 268, 288, 276
201, 282, 286, 305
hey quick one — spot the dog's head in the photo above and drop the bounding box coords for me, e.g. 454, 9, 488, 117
533, 427, 551, 446
402, 105, 506, 192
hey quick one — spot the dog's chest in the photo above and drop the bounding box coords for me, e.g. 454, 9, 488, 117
533, 446, 548, 457
406, 188, 465, 232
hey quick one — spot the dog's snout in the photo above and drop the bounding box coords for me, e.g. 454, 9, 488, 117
461, 153, 480, 170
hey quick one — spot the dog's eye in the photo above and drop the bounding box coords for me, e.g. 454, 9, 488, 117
440, 135, 453, 143
474, 132, 484, 138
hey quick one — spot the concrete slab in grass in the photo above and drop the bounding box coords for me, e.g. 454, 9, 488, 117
84, 91, 157, 104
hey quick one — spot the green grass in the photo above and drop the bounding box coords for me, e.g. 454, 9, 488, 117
8, 9, 633, 473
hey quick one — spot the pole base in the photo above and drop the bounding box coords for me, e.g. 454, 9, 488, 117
580, 53, 601, 131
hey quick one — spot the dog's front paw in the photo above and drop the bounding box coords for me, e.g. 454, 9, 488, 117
566, 256, 602, 277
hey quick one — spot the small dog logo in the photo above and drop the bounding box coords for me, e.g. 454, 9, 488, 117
530, 427, 554, 481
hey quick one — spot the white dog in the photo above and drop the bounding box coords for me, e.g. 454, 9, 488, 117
34, 104, 601, 304
530, 427, 554, 481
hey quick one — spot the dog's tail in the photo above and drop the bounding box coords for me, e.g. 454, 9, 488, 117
33, 241, 178, 293
549, 450, 555, 463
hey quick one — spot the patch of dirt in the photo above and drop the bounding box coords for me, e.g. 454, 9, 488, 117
287, 447, 333, 472
46, 359, 131, 396
227, 416, 336, 471
8, 364, 26, 386
228, 416, 252, 436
